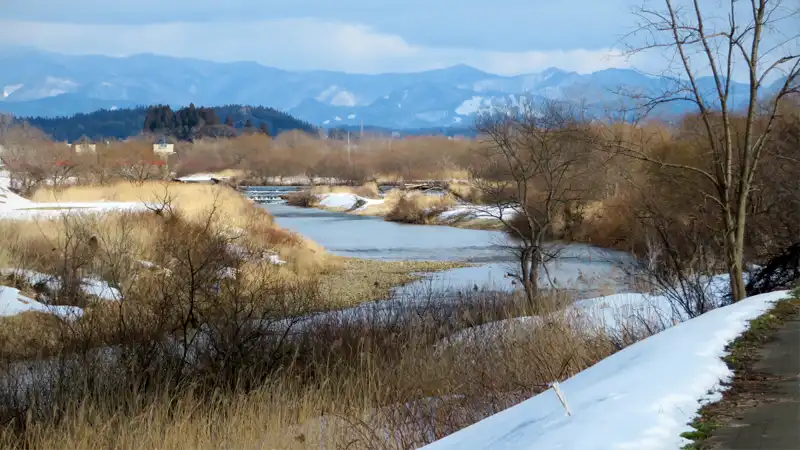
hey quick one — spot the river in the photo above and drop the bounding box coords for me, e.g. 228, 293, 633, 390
264, 204, 632, 298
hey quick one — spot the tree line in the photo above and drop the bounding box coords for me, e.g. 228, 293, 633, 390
19, 104, 316, 142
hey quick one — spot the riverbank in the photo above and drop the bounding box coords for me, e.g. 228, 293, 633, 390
285, 186, 511, 231
1, 182, 470, 322
264, 203, 632, 297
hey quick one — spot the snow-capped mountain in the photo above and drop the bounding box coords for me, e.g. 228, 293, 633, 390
0, 48, 768, 129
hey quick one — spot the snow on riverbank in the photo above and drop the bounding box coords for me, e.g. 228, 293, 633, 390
314, 191, 517, 224
318, 192, 385, 211
0, 285, 84, 320
422, 290, 787, 450
439, 204, 517, 222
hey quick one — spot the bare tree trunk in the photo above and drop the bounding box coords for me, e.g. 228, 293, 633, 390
621, 0, 799, 302
731, 193, 749, 300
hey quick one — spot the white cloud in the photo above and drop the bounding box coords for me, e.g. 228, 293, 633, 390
0, 19, 634, 75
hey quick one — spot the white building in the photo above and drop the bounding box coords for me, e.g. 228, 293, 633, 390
73, 143, 96, 153
153, 142, 175, 155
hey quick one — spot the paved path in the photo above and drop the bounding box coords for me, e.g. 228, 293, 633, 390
708, 307, 800, 449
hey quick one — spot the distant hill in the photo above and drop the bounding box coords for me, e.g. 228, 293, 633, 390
1, 48, 787, 130
21, 104, 316, 142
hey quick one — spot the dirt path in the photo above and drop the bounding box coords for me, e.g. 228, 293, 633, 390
701, 298, 800, 449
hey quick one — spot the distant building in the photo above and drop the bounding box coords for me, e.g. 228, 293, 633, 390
73, 143, 96, 153
153, 142, 175, 156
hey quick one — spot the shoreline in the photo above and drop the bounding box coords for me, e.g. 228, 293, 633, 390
286, 190, 511, 231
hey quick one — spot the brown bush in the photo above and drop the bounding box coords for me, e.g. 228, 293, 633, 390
385, 192, 456, 224
284, 190, 320, 207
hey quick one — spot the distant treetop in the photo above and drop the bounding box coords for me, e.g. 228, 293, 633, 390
21, 104, 315, 142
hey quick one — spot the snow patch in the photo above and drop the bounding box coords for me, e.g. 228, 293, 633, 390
2, 84, 23, 98
318, 193, 384, 211
423, 290, 787, 450
330, 91, 357, 107
315, 85, 339, 102
439, 204, 517, 222
1, 186, 32, 209
0, 269, 122, 302
175, 173, 230, 183
0, 285, 83, 320
455, 96, 486, 116
315, 86, 358, 107
0, 201, 146, 220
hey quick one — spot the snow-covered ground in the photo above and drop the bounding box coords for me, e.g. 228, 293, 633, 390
1, 183, 146, 221
0, 285, 84, 320
439, 204, 517, 222
422, 290, 787, 450
0, 269, 122, 302
317, 192, 385, 211
174, 173, 231, 183
314, 191, 517, 224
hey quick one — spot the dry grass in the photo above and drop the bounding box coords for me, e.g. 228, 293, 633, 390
31, 181, 265, 228
446, 181, 483, 204
284, 190, 321, 208
385, 191, 458, 224
315, 257, 467, 308
27, 182, 331, 273
0, 285, 658, 450
0, 311, 64, 360
310, 181, 382, 199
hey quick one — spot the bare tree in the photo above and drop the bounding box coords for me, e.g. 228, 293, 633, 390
473, 101, 604, 310
0, 124, 75, 194
615, 0, 800, 301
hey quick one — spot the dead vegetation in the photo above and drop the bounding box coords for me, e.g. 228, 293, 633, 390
384, 191, 458, 225
0, 180, 659, 450
0, 257, 656, 450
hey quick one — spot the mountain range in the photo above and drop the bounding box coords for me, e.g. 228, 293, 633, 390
0, 47, 786, 130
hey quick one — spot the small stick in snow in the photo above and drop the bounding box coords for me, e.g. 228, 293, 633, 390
551, 381, 572, 416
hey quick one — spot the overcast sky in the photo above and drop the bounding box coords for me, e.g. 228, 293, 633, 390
0, 0, 797, 77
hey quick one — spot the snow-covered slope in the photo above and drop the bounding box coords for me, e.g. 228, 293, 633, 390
0, 186, 31, 209
422, 291, 787, 450
1, 178, 146, 220
0, 170, 33, 209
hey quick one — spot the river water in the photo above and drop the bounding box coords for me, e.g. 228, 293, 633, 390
265, 204, 632, 297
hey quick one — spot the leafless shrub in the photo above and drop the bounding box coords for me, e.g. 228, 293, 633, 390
284, 190, 320, 207
473, 100, 608, 310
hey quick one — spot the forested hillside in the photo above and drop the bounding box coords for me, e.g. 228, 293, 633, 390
22, 104, 316, 142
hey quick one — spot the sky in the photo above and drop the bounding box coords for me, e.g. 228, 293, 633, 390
0, 0, 797, 78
